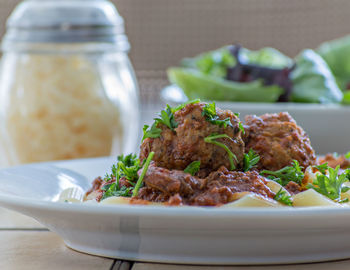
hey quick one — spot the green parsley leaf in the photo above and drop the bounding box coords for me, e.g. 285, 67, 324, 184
274, 188, 293, 206
260, 160, 304, 186
238, 122, 245, 134
101, 153, 143, 200
104, 165, 116, 182
313, 163, 328, 174
307, 165, 350, 202
101, 184, 133, 200
233, 112, 245, 134
173, 99, 201, 112
243, 149, 260, 172
342, 186, 350, 193
142, 123, 162, 141
155, 104, 178, 131
143, 103, 186, 140
184, 161, 201, 176
202, 102, 232, 128
204, 134, 238, 170
132, 151, 155, 197
116, 154, 141, 182
340, 198, 350, 204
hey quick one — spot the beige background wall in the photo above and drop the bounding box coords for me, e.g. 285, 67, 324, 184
1, 0, 350, 97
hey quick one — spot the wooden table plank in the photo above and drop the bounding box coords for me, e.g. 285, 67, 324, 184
0, 231, 114, 270
132, 261, 350, 270
0, 207, 44, 229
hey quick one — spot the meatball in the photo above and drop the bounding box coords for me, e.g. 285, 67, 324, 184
140, 102, 245, 172
244, 112, 316, 171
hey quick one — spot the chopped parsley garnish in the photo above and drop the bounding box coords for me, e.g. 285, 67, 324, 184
202, 102, 232, 128
116, 154, 141, 184
101, 152, 154, 200
155, 104, 178, 131
238, 122, 245, 134
340, 198, 350, 204
132, 151, 155, 197
274, 188, 293, 206
313, 163, 328, 174
173, 99, 201, 112
233, 112, 245, 134
142, 123, 162, 141
243, 149, 260, 172
184, 161, 201, 176
204, 134, 238, 170
143, 103, 183, 141
260, 160, 304, 186
101, 184, 133, 200
307, 165, 350, 202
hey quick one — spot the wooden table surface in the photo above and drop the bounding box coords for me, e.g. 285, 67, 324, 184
2, 208, 350, 270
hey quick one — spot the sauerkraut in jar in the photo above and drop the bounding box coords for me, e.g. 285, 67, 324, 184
0, 1, 140, 166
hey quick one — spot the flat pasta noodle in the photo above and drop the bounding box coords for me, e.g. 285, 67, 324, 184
100, 196, 131, 205
292, 189, 343, 207
58, 187, 84, 203
266, 179, 291, 195
222, 193, 284, 208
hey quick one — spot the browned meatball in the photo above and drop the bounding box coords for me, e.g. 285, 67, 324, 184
140, 102, 245, 172
244, 112, 316, 171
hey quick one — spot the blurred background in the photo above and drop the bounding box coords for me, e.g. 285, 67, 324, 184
2, 0, 350, 104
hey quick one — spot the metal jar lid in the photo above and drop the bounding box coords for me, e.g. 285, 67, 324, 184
1, 0, 130, 51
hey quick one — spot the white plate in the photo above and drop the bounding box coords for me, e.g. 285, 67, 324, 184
161, 85, 350, 155
1, 157, 350, 265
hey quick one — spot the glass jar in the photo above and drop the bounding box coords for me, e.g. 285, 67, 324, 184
0, 0, 140, 166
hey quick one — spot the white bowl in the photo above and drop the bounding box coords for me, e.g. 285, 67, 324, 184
161, 85, 350, 155
2, 157, 350, 265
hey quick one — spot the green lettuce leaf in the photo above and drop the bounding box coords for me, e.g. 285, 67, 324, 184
167, 68, 283, 102
291, 49, 343, 103
239, 47, 292, 68
181, 47, 236, 78
181, 45, 292, 76
317, 35, 350, 91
